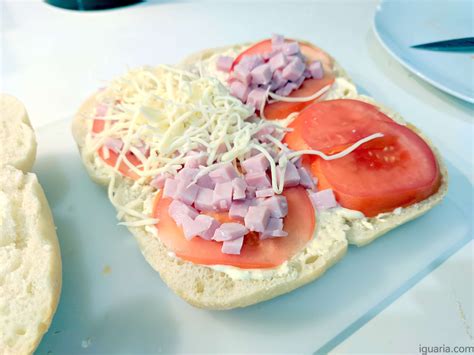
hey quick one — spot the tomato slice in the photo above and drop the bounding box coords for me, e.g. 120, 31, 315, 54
284, 99, 395, 153
93, 118, 141, 180
152, 187, 316, 269
232, 39, 336, 120
287, 99, 441, 217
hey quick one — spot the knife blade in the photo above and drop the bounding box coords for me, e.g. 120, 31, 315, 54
411, 37, 474, 52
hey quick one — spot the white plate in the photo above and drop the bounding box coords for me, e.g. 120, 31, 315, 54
374, 0, 474, 103
34, 119, 472, 354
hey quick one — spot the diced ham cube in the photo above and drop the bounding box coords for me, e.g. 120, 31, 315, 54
216, 56, 234, 72
233, 63, 251, 85
241, 153, 269, 173
229, 200, 251, 219
298, 167, 316, 190
244, 205, 271, 232
309, 189, 338, 210
269, 52, 288, 72
256, 188, 274, 198
239, 55, 264, 71
277, 161, 300, 188
246, 88, 267, 110
261, 217, 288, 239
184, 152, 208, 168
163, 178, 179, 199
293, 75, 306, 89
194, 215, 220, 240
168, 200, 198, 226
150, 173, 170, 189
309, 60, 324, 79
196, 173, 215, 189
282, 56, 305, 82
276, 82, 298, 97
271, 70, 288, 90
181, 215, 198, 240
271, 33, 285, 50
230, 80, 250, 102
232, 177, 247, 200
254, 125, 275, 142
245, 171, 271, 188
282, 42, 300, 56
175, 181, 199, 205
194, 187, 214, 212
176, 168, 199, 184
212, 181, 233, 211
262, 195, 288, 218
246, 185, 257, 199
221, 236, 244, 255
303, 69, 312, 78
251, 63, 272, 85
209, 162, 238, 184
104, 137, 123, 154
95, 103, 108, 117
213, 223, 249, 241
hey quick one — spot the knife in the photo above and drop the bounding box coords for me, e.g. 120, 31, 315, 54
411, 37, 474, 52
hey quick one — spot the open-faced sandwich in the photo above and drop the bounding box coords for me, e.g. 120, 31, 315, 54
72, 35, 447, 309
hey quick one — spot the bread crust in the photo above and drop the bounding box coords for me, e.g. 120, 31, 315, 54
71, 41, 448, 309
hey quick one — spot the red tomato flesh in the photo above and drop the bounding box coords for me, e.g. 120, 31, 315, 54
285, 99, 441, 217
152, 187, 316, 268
232, 39, 336, 120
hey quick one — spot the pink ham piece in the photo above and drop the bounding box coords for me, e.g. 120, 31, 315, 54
282, 42, 300, 56
221, 236, 244, 255
246, 88, 267, 110
233, 63, 252, 85
271, 33, 285, 49
209, 162, 238, 184
104, 138, 123, 154
239, 55, 264, 71
168, 200, 198, 227
241, 153, 269, 173
276, 82, 298, 97
213, 223, 249, 242
246, 185, 257, 199
176, 167, 199, 184
230, 81, 251, 102
196, 173, 215, 189
229, 200, 251, 219
180, 215, 197, 240
261, 217, 288, 239
254, 125, 275, 142
175, 180, 199, 205
309, 189, 338, 210
269, 52, 287, 72
309, 60, 324, 79
95, 103, 108, 117
194, 215, 220, 240
212, 181, 233, 211
216, 56, 234, 73
251, 63, 272, 85
282, 57, 305, 82
271, 70, 288, 91
194, 187, 214, 212
244, 205, 271, 232
245, 171, 271, 188
184, 152, 208, 169
256, 188, 274, 198
262, 195, 288, 218
232, 177, 247, 200
163, 178, 179, 199
277, 161, 300, 188
298, 167, 316, 190
150, 173, 170, 189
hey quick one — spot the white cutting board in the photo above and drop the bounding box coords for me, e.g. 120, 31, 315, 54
33, 118, 471, 354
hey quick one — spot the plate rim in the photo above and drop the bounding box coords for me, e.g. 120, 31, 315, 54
372, 0, 474, 104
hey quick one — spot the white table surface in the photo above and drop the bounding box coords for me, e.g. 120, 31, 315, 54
1, 1, 473, 354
